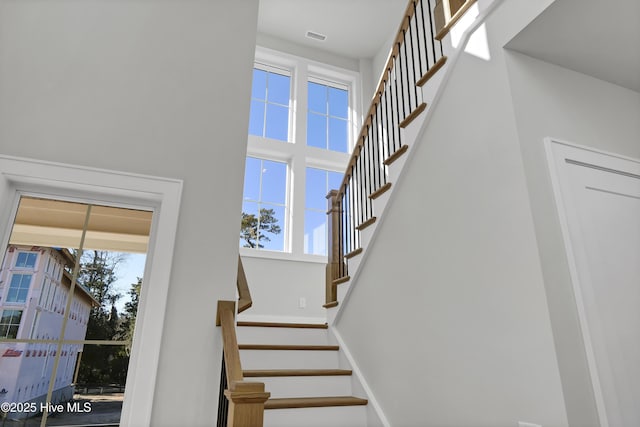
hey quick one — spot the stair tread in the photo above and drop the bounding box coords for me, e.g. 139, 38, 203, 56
265, 396, 368, 410
237, 321, 328, 329
239, 344, 339, 351
244, 369, 352, 377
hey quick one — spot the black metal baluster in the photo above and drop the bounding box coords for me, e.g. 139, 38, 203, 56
216, 355, 229, 427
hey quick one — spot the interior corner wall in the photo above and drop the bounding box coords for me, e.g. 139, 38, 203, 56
504, 50, 640, 427
334, 2, 570, 426
239, 256, 326, 322
0, 1, 259, 425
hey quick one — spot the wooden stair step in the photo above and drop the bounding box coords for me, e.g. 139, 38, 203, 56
237, 321, 328, 329
399, 102, 427, 128
383, 144, 408, 166
244, 369, 352, 377
239, 344, 339, 351
417, 56, 448, 87
369, 182, 392, 200
264, 396, 368, 410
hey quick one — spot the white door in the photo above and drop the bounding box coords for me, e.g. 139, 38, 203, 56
547, 140, 640, 427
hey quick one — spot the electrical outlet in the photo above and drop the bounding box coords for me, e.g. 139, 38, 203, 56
518, 422, 541, 427
298, 297, 306, 308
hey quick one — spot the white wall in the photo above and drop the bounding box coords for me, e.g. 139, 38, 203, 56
239, 256, 326, 323
0, 1, 259, 425
504, 50, 640, 427
334, 1, 572, 426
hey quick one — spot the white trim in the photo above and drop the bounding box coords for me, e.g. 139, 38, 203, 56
0, 155, 183, 427
331, 327, 391, 427
544, 137, 640, 427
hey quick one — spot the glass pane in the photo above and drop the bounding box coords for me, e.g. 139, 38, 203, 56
10, 197, 89, 249
259, 205, 285, 252
248, 100, 265, 137
328, 171, 343, 192
243, 157, 261, 202
240, 201, 260, 249
308, 81, 327, 114
267, 72, 290, 106
307, 112, 327, 149
328, 86, 348, 118
265, 104, 289, 141
260, 160, 287, 205
304, 210, 327, 255
306, 168, 327, 210
251, 69, 267, 101
328, 117, 348, 152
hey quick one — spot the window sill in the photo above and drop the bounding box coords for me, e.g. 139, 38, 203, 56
239, 247, 328, 264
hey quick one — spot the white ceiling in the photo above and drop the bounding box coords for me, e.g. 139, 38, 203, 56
506, 0, 640, 92
257, 0, 408, 59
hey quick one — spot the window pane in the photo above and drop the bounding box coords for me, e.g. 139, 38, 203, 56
308, 82, 327, 114
328, 117, 348, 153
304, 210, 327, 255
328, 87, 348, 118
267, 72, 290, 105
261, 160, 287, 205
328, 171, 343, 192
7, 274, 32, 303
0, 310, 23, 338
248, 100, 265, 137
240, 201, 260, 249
243, 157, 261, 202
306, 168, 327, 210
259, 205, 285, 252
307, 112, 327, 149
251, 69, 267, 101
16, 252, 37, 268
265, 104, 289, 141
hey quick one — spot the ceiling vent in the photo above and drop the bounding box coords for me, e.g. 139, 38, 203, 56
305, 31, 327, 42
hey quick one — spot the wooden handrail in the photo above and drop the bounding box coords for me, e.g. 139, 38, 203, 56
336, 0, 421, 200
216, 300, 270, 426
326, 0, 466, 306
237, 256, 252, 314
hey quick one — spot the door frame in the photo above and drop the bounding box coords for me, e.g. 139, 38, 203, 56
545, 137, 640, 427
0, 154, 183, 427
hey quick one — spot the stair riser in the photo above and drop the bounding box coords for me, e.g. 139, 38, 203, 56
263, 405, 367, 427
254, 376, 351, 399
240, 349, 339, 370
237, 327, 329, 345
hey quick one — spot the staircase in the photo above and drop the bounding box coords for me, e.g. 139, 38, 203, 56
237, 321, 369, 427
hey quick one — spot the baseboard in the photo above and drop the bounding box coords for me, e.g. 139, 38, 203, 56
330, 327, 391, 427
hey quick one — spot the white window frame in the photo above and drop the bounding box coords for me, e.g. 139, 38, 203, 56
0, 308, 23, 339
0, 154, 182, 427
241, 46, 360, 263
14, 251, 38, 269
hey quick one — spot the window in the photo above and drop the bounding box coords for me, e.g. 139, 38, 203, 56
248, 67, 291, 142
307, 81, 349, 152
305, 168, 344, 255
242, 48, 359, 259
241, 157, 288, 251
0, 309, 22, 339
15, 251, 38, 269
6, 273, 32, 303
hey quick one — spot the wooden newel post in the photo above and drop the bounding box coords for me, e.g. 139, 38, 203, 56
225, 382, 270, 427
325, 189, 341, 305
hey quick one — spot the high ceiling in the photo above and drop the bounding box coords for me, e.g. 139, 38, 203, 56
257, 0, 408, 59
506, 0, 640, 92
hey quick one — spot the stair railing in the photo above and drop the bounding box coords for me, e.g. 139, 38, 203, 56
325, 0, 475, 306
216, 257, 269, 426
